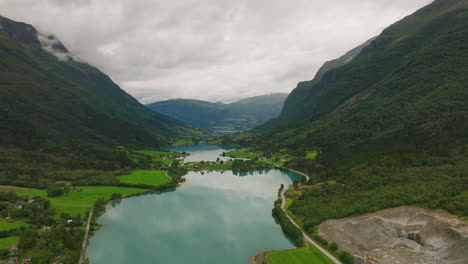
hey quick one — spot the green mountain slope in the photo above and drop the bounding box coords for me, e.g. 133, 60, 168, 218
223, 0, 468, 221
0, 15, 196, 151
281, 37, 376, 122
148, 93, 288, 133
0, 15, 205, 179
252, 0, 468, 161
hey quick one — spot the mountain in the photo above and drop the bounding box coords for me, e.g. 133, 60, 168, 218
223, 0, 468, 223
280, 37, 376, 121
249, 0, 468, 162
0, 15, 198, 151
147, 93, 288, 133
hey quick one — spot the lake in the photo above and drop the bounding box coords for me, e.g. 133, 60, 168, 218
86, 144, 297, 264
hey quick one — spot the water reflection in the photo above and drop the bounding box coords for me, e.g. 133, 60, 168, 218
87, 169, 298, 264
169, 143, 237, 162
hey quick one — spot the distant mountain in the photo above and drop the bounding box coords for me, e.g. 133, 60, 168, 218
147, 93, 288, 133
0, 15, 198, 153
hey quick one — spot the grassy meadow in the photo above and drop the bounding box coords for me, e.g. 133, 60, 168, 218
0, 220, 28, 231
6, 186, 149, 217
306, 152, 318, 159
0, 236, 19, 249
117, 170, 171, 186
266, 248, 326, 264
224, 149, 258, 159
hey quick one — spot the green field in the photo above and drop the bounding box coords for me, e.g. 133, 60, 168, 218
12, 186, 149, 217
0, 220, 28, 231
0, 236, 19, 249
266, 248, 326, 264
174, 139, 195, 146
285, 199, 294, 209
118, 170, 171, 186
306, 152, 318, 159
225, 149, 258, 159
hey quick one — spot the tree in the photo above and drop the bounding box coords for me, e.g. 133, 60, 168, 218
111, 193, 122, 200
47, 186, 64, 197
330, 242, 338, 251
19, 228, 39, 249
340, 251, 355, 264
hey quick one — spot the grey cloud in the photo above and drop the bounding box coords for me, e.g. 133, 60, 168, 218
0, 0, 432, 103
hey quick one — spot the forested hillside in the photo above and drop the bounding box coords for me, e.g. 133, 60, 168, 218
148, 93, 287, 133
223, 0, 468, 220
0, 16, 201, 183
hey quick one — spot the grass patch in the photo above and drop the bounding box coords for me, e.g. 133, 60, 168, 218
285, 199, 294, 210
0, 186, 25, 192
266, 248, 326, 264
117, 170, 171, 187
0, 236, 19, 249
285, 189, 301, 200
224, 149, 259, 159
306, 152, 318, 160
0, 220, 28, 231
15, 186, 148, 217
307, 243, 338, 264
174, 139, 195, 146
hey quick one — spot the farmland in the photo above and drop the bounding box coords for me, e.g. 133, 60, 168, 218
223, 149, 259, 159
117, 170, 171, 186
0, 220, 28, 231
0, 236, 19, 249
14, 186, 149, 217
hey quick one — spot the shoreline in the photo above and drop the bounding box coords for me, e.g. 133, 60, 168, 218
82, 165, 308, 264
250, 165, 343, 264
81, 183, 180, 263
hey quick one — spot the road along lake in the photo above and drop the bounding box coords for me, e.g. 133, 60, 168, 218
86, 144, 298, 264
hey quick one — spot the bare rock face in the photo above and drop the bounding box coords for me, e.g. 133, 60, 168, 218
318, 207, 468, 264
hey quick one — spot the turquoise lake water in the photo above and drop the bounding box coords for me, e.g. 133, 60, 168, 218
86, 144, 297, 264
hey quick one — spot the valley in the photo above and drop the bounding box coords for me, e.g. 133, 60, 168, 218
86, 145, 300, 264
0, 0, 467, 263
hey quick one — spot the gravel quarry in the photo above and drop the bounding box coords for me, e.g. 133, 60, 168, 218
318, 207, 468, 264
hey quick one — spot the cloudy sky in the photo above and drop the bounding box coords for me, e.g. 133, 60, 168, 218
0, 0, 432, 103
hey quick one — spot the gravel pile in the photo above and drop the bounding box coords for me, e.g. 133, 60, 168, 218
318, 206, 468, 264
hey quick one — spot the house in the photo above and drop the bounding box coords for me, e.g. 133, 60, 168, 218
9, 246, 18, 254
53, 253, 63, 259
43, 226, 51, 232
22, 259, 32, 264
5, 217, 12, 222
16, 199, 27, 205
73, 188, 83, 192
8, 257, 19, 264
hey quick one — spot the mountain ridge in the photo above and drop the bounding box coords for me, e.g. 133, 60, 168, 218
148, 93, 288, 132
0, 15, 202, 172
